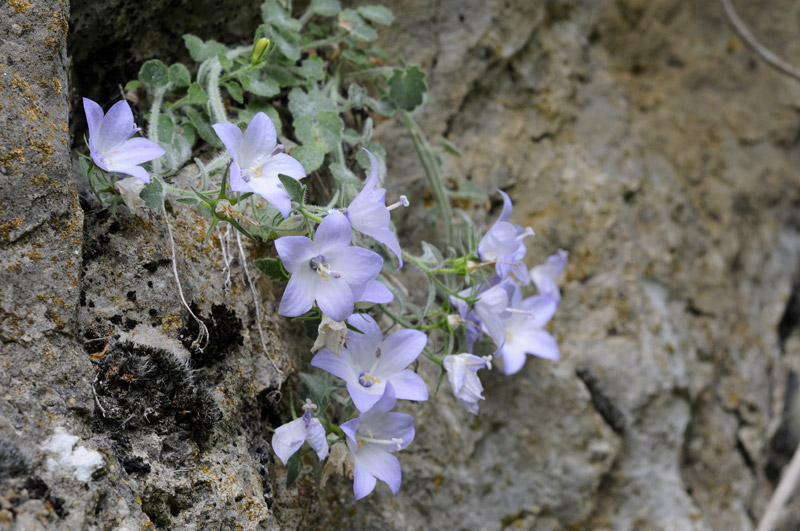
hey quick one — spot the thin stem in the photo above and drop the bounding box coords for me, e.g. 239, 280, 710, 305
219, 62, 260, 83
758, 439, 800, 530
236, 231, 284, 378
719, 0, 800, 82
343, 66, 394, 79
301, 31, 348, 51
147, 87, 166, 176
206, 59, 228, 124
401, 110, 454, 245
378, 304, 418, 330
402, 251, 467, 299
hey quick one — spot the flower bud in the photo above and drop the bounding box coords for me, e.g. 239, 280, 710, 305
251, 38, 271, 64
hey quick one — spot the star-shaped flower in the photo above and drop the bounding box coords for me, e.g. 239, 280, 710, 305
311, 313, 428, 411
443, 353, 490, 415
477, 190, 534, 282
275, 210, 383, 321
83, 98, 165, 183
496, 283, 560, 375
340, 384, 415, 500
212, 112, 306, 218
271, 400, 329, 465
346, 149, 407, 268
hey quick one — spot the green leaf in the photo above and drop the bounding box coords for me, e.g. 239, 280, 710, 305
236, 104, 281, 137
328, 162, 358, 184
388, 65, 427, 112
261, 0, 301, 33
357, 5, 393, 26
183, 34, 227, 62
291, 145, 324, 173
124, 80, 141, 91
263, 65, 300, 87
140, 179, 164, 210
294, 111, 343, 153
448, 180, 488, 202
364, 96, 396, 117
438, 136, 463, 157
240, 72, 280, 98
286, 452, 302, 488
308, 0, 340, 16
287, 88, 337, 119
176, 197, 199, 205
139, 60, 169, 88
341, 48, 369, 66
157, 114, 175, 145
339, 9, 378, 42
217, 52, 234, 71
225, 81, 244, 104
347, 83, 365, 108
279, 174, 305, 204
168, 63, 191, 87
254, 257, 289, 280
270, 28, 301, 62
185, 108, 221, 148
294, 56, 326, 83
188, 83, 208, 105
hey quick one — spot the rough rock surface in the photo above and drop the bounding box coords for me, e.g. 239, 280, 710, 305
2, 0, 800, 529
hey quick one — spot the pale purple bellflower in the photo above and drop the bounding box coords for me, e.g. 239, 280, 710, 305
340, 384, 415, 500
477, 190, 535, 282
212, 112, 306, 218
450, 281, 510, 351
311, 313, 428, 411
346, 149, 408, 268
529, 249, 568, 300
83, 98, 165, 183
272, 399, 329, 465
275, 210, 383, 321
496, 283, 560, 375
443, 353, 491, 415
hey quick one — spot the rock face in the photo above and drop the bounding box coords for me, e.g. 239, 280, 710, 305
2, 0, 800, 529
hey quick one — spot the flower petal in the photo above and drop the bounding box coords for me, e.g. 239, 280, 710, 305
324, 246, 383, 286
362, 148, 379, 190
111, 138, 166, 167
311, 349, 356, 382
228, 160, 253, 193
97, 100, 136, 153
352, 280, 393, 304
496, 189, 513, 224
83, 98, 104, 143
315, 210, 352, 250
211, 122, 243, 160
341, 419, 359, 445
240, 112, 277, 166
344, 313, 384, 368
278, 272, 318, 317
354, 444, 402, 495
271, 417, 307, 465
315, 278, 355, 322
248, 176, 292, 218
377, 329, 427, 376
388, 370, 428, 403
519, 294, 558, 328
260, 153, 307, 182
351, 447, 379, 500
346, 382, 383, 412
365, 410, 415, 449
366, 227, 403, 268
274, 236, 315, 274
306, 418, 329, 460
114, 165, 151, 183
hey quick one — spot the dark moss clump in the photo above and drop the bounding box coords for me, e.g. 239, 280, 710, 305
93, 342, 220, 441
179, 302, 243, 368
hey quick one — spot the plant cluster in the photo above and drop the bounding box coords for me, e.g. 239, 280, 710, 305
77, 0, 566, 500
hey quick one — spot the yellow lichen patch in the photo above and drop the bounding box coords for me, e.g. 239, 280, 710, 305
45, 37, 59, 52
50, 77, 61, 95
161, 312, 183, 331
8, 0, 31, 14
10, 73, 31, 91
0, 218, 23, 241
31, 173, 48, 185
21, 103, 45, 121
29, 139, 52, 164
0, 148, 24, 172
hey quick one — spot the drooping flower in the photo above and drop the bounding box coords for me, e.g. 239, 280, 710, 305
275, 210, 383, 321
311, 313, 428, 411
346, 149, 408, 268
496, 283, 560, 375
450, 281, 510, 351
443, 353, 491, 415
340, 384, 415, 500
271, 400, 329, 465
477, 190, 534, 282
212, 112, 306, 218
83, 98, 165, 183
529, 249, 568, 300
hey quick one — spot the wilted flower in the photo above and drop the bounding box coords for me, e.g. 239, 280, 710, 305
311, 314, 348, 354
346, 149, 407, 268
113, 176, 146, 212
340, 384, 415, 500
83, 98, 165, 183
271, 399, 329, 465
477, 190, 534, 282
311, 313, 428, 411
443, 353, 491, 415
212, 112, 306, 218
275, 211, 383, 321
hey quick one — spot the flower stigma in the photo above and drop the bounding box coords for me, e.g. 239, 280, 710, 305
309, 254, 341, 280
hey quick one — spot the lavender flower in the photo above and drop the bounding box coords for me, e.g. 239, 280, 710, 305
83, 98, 165, 183
496, 283, 560, 375
353, 279, 394, 305
272, 400, 329, 465
450, 282, 510, 350
346, 149, 408, 268
340, 384, 415, 500
529, 249, 568, 300
212, 112, 306, 218
443, 353, 491, 415
477, 190, 534, 282
275, 211, 383, 321
311, 313, 428, 411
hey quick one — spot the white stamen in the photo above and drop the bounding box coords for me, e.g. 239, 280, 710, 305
516, 227, 535, 240
482, 355, 493, 371
357, 434, 404, 450
387, 195, 410, 211
505, 307, 535, 316
302, 399, 317, 412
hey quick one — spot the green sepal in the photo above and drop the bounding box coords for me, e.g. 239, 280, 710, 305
279, 174, 305, 204
254, 257, 290, 280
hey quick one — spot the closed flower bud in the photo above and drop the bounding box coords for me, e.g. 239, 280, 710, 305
251, 37, 271, 64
